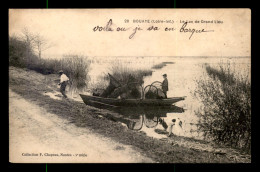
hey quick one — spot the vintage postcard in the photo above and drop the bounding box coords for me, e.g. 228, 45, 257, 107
9, 9, 251, 163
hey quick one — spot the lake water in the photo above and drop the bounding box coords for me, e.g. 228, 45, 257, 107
86, 56, 251, 140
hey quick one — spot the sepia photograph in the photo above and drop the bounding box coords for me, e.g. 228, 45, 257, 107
9, 9, 251, 163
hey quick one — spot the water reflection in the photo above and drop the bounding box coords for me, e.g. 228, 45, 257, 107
86, 57, 250, 140
115, 106, 184, 131
84, 100, 185, 137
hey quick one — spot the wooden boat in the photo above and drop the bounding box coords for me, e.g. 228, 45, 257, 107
79, 94, 185, 107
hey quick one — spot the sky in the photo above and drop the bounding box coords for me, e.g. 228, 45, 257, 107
9, 9, 251, 59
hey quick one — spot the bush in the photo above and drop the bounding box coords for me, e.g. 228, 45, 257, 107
194, 63, 251, 152
9, 35, 56, 74
26, 58, 60, 74
9, 36, 38, 68
9, 36, 25, 67
9, 35, 90, 94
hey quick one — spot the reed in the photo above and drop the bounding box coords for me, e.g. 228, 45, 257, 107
110, 62, 153, 85
60, 54, 90, 94
152, 62, 174, 69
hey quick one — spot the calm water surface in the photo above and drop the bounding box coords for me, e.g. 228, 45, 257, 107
86, 56, 251, 140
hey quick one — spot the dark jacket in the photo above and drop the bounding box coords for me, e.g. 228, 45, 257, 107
162, 78, 168, 92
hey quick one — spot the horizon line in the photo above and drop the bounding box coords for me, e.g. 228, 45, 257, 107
44, 55, 251, 58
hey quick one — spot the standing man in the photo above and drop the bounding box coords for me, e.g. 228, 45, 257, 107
162, 74, 168, 98
58, 70, 69, 99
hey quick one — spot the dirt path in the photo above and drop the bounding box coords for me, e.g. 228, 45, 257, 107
9, 89, 153, 163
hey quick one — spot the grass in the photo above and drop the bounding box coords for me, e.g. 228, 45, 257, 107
194, 63, 251, 152
9, 66, 243, 163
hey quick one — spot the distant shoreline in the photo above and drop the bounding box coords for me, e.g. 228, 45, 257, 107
42, 55, 251, 59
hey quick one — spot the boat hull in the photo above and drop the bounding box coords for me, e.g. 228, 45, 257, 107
79, 94, 185, 107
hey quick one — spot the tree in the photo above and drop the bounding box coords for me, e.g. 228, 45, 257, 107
34, 33, 53, 59
21, 27, 36, 60
21, 28, 53, 59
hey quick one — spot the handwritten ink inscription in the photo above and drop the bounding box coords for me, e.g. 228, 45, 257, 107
93, 19, 214, 39
180, 22, 214, 39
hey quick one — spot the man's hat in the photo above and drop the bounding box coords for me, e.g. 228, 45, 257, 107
58, 70, 63, 74
163, 74, 167, 77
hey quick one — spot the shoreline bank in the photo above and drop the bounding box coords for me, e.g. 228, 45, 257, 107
9, 66, 250, 163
